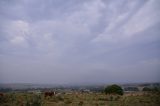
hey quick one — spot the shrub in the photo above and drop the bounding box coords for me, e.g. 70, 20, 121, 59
78, 101, 84, 106
64, 99, 72, 104
142, 87, 152, 91
56, 95, 64, 101
25, 95, 42, 106
104, 84, 123, 95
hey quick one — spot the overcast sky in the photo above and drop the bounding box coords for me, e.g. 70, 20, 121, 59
0, 0, 160, 85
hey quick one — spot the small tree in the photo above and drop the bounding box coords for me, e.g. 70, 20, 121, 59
142, 87, 152, 91
104, 84, 123, 95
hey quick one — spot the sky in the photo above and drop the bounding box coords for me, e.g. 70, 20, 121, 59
0, 0, 160, 85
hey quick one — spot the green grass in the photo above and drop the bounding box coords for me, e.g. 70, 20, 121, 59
0, 92, 160, 106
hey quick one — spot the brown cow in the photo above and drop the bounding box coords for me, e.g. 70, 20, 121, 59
44, 91, 55, 98
0, 93, 4, 97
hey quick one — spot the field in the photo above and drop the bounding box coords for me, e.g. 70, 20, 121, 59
0, 91, 160, 106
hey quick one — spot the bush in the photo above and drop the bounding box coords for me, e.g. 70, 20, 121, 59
25, 95, 42, 106
143, 87, 160, 93
56, 95, 64, 101
78, 101, 83, 106
142, 87, 152, 91
64, 99, 72, 104
104, 84, 123, 95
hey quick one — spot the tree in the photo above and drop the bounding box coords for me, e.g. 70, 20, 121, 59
142, 87, 152, 91
142, 87, 160, 92
104, 84, 123, 95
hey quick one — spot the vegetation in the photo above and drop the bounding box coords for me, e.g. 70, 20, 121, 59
124, 87, 139, 91
142, 87, 152, 91
104, 84, 123, 95
142, 87, 160, 92
0, 91, 160, 106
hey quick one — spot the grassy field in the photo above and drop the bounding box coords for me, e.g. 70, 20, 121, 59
0, 91, 160, 106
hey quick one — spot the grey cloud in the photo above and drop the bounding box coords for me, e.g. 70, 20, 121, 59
0, 0, 160, 84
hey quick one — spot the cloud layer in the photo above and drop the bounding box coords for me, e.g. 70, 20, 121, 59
0, 0, 160, 84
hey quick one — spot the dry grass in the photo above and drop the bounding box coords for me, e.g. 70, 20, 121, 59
0, 92, 160, 106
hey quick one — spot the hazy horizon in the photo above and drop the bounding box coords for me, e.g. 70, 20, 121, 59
0, 0, 160, 85
0, 82, 159, 87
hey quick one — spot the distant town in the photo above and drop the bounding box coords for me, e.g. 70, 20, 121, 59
0, 82, 159, 94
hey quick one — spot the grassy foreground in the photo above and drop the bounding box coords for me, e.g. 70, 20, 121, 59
0, 92, 160, 106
